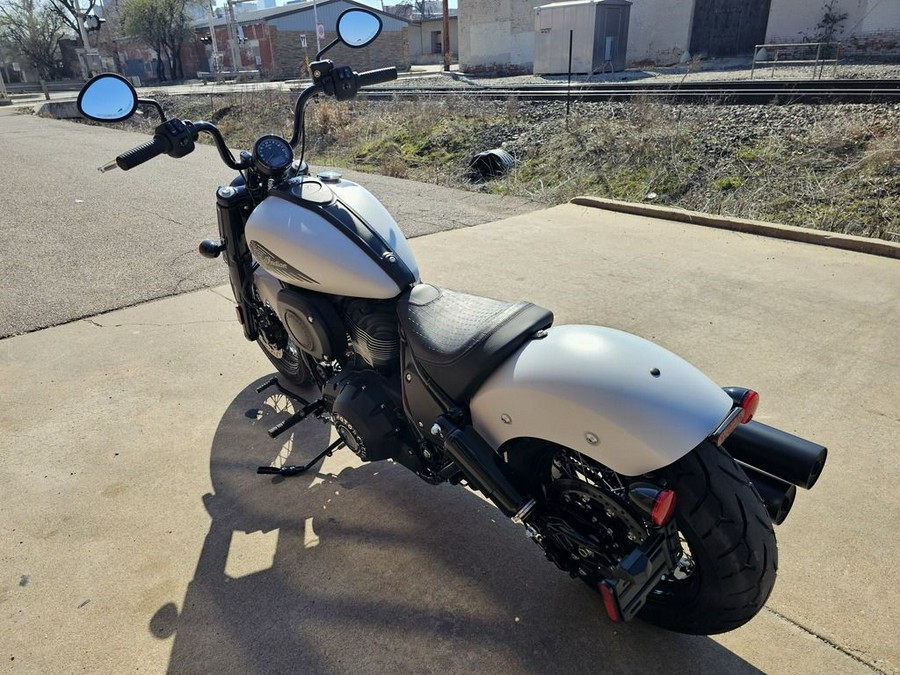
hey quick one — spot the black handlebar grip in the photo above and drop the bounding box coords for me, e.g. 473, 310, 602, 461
356, 67, 398, 88
116, 135, 170, 171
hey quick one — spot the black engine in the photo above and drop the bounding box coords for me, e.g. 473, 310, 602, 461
323, 370, 422, 470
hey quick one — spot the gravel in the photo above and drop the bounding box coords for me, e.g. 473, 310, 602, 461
386, 60, 900, 90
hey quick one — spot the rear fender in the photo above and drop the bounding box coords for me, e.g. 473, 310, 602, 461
469, 325, 733, 476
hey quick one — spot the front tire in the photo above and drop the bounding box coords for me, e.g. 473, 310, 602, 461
256, 333, 314, 388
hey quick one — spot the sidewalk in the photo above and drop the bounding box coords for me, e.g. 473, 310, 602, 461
1, 202, 897, 674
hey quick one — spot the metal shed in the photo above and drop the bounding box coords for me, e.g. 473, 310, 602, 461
533, 0, 631, 75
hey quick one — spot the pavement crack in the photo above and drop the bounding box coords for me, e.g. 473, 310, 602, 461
208, 288, 235, 303
150, 211, 186, 227
84, 319, 104, 328
102, 319, 235, 328
765, 607, 889, 674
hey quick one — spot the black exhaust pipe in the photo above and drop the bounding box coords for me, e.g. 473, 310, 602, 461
737, 462, 796, 525
721, 420, 827, 490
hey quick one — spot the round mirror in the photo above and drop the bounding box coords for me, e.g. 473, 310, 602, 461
77, 73, 138, 122
336, 8, 383, 48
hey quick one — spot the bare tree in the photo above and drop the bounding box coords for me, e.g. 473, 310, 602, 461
0, 0, 69, 78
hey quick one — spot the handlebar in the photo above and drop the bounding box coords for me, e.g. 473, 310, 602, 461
116, 135, 169, 171
110, 62, 399, 169
357, 66, 398, 88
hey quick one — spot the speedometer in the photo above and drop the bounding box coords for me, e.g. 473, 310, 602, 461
253, 135, 293, 175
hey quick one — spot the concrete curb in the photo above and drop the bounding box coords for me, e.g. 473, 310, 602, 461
571, 196, 900, 260
33, 100, 81, 118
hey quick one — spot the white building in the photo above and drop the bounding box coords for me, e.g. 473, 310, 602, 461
459, 0, 900, 72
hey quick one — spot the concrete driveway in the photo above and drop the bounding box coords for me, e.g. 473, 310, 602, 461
1, 200, 898, 673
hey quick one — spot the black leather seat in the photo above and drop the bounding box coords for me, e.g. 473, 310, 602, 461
397, 284, 554, 402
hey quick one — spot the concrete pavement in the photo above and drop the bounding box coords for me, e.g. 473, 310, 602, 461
0, 109, 538, 338
2, 201, 898, 673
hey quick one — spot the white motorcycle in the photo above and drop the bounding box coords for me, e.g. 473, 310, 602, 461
76, 8, 827, 635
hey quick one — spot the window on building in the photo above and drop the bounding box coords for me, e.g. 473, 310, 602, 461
431, 30, 442, 54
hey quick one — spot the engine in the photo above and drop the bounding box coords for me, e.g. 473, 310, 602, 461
341, 298, 400, 371
323, 370, 421, 470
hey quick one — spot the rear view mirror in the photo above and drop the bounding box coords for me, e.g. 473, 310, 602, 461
77, 73, 138, 122
336, 9, 382, 49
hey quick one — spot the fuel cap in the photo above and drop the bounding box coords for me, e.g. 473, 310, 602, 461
317, 170, 342, 183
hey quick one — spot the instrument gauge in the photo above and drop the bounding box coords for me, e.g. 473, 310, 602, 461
253, 135, 293, 175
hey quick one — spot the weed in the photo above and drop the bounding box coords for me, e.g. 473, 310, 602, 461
714, 177, 742, 190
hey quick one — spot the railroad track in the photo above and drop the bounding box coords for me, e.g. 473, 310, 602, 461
361, 78, 900, 104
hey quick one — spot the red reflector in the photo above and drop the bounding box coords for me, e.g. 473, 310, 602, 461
740, 390, 759, 423
599, 581, 621, 622
651, 489, 677, 527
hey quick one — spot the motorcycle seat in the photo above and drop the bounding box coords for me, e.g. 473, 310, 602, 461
397, 283, 553, 402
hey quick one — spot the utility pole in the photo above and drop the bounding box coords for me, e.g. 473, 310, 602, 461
312, 0, 321, 55
73, 0, 100, 76
226, 0, 240, 72
225, 0, 257, 73
0, 71, 9, 106
207, 0, 223, 78
442, 0, 450, 71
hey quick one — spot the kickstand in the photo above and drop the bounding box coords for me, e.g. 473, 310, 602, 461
257, 438, 345, 477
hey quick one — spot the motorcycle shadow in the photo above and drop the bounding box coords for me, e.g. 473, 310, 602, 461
152, 376, 763, 675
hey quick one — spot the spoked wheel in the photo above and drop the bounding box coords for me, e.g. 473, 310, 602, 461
255, 306, 316, 389
510, 439, 777, 635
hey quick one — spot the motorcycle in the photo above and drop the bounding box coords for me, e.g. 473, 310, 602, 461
76, 7, 828, 635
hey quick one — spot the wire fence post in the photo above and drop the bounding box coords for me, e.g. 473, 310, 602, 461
566, 29, 574, 119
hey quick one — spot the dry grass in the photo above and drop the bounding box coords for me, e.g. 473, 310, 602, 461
82, 92, 899, 241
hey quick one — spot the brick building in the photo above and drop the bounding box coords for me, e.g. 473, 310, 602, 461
186, 0, 410, 81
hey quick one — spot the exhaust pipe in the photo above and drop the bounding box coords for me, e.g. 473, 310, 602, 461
737, 462, 796, 525
721, 420, 827, 490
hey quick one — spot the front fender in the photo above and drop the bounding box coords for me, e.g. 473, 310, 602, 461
469, 325, 732, 476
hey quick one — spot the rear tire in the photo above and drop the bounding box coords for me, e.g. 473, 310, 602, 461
638, 441, 778, 634
509, 439, 777, 635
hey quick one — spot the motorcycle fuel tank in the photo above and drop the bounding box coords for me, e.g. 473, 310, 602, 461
245, 176, 420, 299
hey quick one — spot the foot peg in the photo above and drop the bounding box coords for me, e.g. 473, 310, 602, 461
255, 375, 321, 438
267, 399, 324, 438
254, 375, 339, 477
257, 438, 345, 477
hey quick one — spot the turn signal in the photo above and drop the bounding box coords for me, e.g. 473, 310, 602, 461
651, 489, 677, 527
739, 390, 759, 423
723, 387, 760, 424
